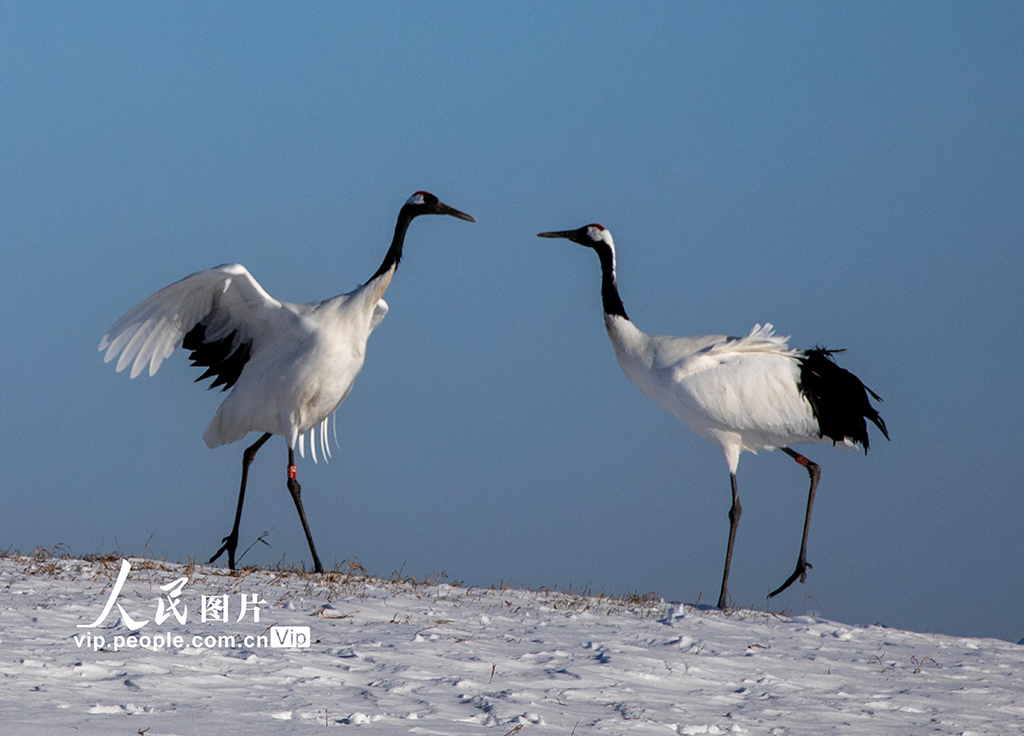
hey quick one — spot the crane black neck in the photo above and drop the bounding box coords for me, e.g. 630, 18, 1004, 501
369, 205, 416, 282
594, 242, 629, 320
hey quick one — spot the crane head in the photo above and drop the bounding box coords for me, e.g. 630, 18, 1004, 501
404, 191, 476, 222
537, 224, 613, 249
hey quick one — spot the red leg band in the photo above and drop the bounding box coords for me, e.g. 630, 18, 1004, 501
287, 465, 297, 480
794, 454, 810, 467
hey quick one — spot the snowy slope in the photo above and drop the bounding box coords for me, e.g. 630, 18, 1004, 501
0, 554, 1021, 735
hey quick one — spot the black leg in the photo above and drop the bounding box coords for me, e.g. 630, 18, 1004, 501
209, 432, 272, 569
718, 472, 741, 609
769, 447, 822, 599
286, 447, 324, 574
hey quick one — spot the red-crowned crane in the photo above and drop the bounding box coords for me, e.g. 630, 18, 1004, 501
538, 223, 888, 609
100, 192, 475, 573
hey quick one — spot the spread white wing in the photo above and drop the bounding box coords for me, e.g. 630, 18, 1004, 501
99, 263, 290, 380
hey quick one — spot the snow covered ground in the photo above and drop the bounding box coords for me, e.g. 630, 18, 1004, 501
0, 553, 1021, 735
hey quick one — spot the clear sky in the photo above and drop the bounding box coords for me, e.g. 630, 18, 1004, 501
2, 2, 1022, 641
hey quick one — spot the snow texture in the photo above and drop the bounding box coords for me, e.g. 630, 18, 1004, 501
1, 554, 1021, 735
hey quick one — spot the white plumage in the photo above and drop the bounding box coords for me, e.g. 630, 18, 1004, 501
607, 319, 829, 470
540, 223, 888, 609
100, 262, 388, 455
101, 191, 475, 572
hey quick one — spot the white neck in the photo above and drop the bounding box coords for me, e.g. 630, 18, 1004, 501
604, 313, 656, 390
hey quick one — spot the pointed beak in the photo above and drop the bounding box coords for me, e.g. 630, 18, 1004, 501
537, 229, 578, 242
438, 202, 476, 223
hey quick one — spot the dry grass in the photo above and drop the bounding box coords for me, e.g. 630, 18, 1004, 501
2, 545, 669, 620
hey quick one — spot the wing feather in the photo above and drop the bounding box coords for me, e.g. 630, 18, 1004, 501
100, 264, 288, 383
702, 323, 793, 357
654, 323, 796, 380
369, 298, 388, 333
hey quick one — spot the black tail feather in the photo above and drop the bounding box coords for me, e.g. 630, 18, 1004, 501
798, 348, 889, 453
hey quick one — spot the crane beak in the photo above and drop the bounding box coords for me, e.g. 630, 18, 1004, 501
537, 229, 583, 244
437, 202, 477, 223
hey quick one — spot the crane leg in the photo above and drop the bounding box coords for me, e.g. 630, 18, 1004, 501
209, 432, 272, 569
769, 448, 821, 599
286, 447, 325, 574
717, 473, 741, 609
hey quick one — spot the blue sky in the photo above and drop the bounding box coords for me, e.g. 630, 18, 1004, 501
2, 3, 1022, 641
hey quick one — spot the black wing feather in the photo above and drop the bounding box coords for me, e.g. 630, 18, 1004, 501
181, 322, 252, 392
798, 348, 889, 453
